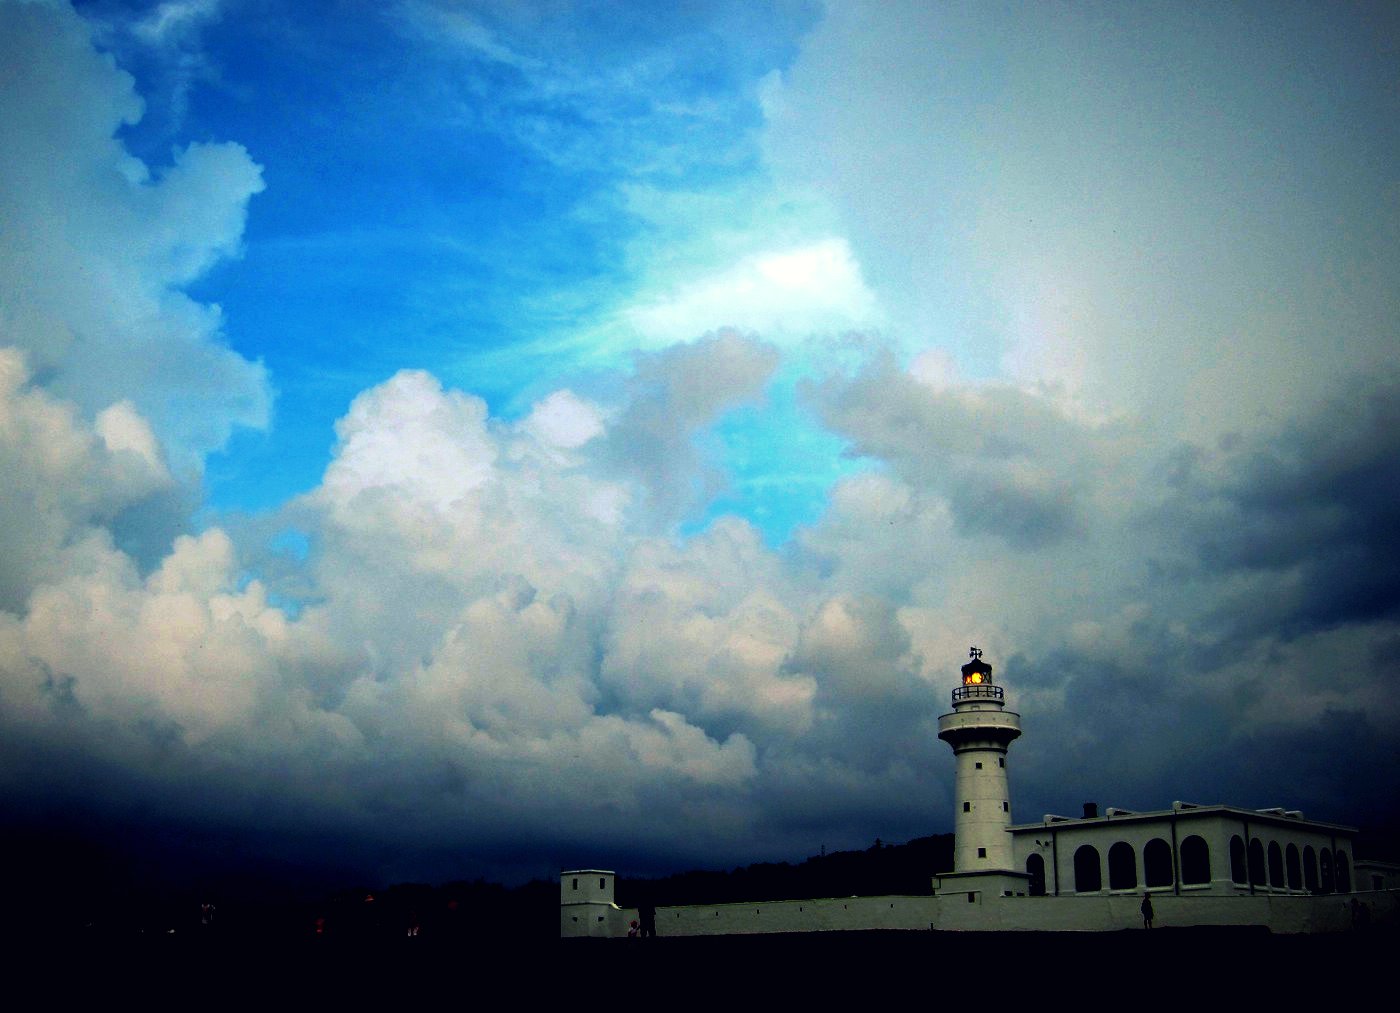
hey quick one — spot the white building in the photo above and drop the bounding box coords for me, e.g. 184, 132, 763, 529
1010, 802, 1356, 899
560, 870, 631, 938
561, 650, 1395, 936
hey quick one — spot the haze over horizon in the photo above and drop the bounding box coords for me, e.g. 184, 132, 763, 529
2, 0, 1398, 889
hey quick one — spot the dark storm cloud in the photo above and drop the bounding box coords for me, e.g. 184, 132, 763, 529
809, 353, 1119, 549
1168, 371, 1400, 636
1003, 639, 1399, 828
797, 354, 1400, 832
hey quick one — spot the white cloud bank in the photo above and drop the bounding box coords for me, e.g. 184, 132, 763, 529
8, 323, 1395, 876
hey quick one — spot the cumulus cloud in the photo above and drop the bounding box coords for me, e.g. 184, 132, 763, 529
522, 389, 604, 450
0, 349, 175, 611
601, 518, 814, 736
323, 370, 500, 515
0, 0, 268, 467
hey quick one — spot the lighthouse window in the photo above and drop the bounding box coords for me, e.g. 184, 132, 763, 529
963, 802, 971, 812
999, 758, 1005, 768
978, 848, 987, 858
1002, 802, 1009, 812
975, 762, 983, 769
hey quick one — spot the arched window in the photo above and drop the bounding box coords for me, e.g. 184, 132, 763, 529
1144, 838, 1173, 888
1248, 838, 1266, 886
1267, 841, 1284, 888
1304, 846, 1318, 892
1026, 853, 1047, 896
1181, 835, 1210, 885
1074, 845, 1102, 893
1108, 842, 1137, 890
1286, 844, 1301, 890
1336, 852, 1350, 893
1319, 849, 1334, 893
1230, 835, 1247, 884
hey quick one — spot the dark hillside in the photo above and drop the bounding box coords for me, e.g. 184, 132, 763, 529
617, 834, 954, 907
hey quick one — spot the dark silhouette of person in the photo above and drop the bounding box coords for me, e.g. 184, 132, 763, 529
1141, 892, 1154, 929
639, 899, 657, 938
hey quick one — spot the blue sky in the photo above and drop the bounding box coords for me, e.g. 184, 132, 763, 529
3, 0, 1398, 888
89, 0, 843, 533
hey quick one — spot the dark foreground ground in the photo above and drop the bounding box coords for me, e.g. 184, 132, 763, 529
27, 926, 1395, 1001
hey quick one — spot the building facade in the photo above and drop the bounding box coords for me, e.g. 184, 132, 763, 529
1011, 803, 1356, 899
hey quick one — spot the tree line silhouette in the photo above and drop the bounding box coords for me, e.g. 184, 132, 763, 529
616, 834, 955, 909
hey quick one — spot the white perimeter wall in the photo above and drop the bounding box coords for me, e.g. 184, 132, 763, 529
564, 889, 1400, 938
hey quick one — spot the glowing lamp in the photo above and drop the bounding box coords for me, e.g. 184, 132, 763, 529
961, 647, 993, 686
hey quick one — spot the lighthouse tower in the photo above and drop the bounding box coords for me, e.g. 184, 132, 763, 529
934, 648, 1029, 897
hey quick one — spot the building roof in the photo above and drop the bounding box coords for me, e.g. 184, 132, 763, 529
1008, 803, 1356, 835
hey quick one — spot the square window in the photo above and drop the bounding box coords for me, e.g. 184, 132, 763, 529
571, 878, 578, 890
967, 893, 976, 903
978, 848, 987, 858
999, 758, 1005, 768
975, 762, 983, 769
963, 802, 971, 812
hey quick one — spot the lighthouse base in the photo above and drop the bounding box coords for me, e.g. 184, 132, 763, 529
932, 869, 1033, 899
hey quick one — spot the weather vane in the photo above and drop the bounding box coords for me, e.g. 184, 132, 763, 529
969, 646, 982, 660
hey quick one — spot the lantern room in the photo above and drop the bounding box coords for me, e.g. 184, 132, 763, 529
954, 647, 1003, 705
961, 647, 992, 686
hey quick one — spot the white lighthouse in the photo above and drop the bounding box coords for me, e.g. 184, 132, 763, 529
934, 648, 1031, 898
